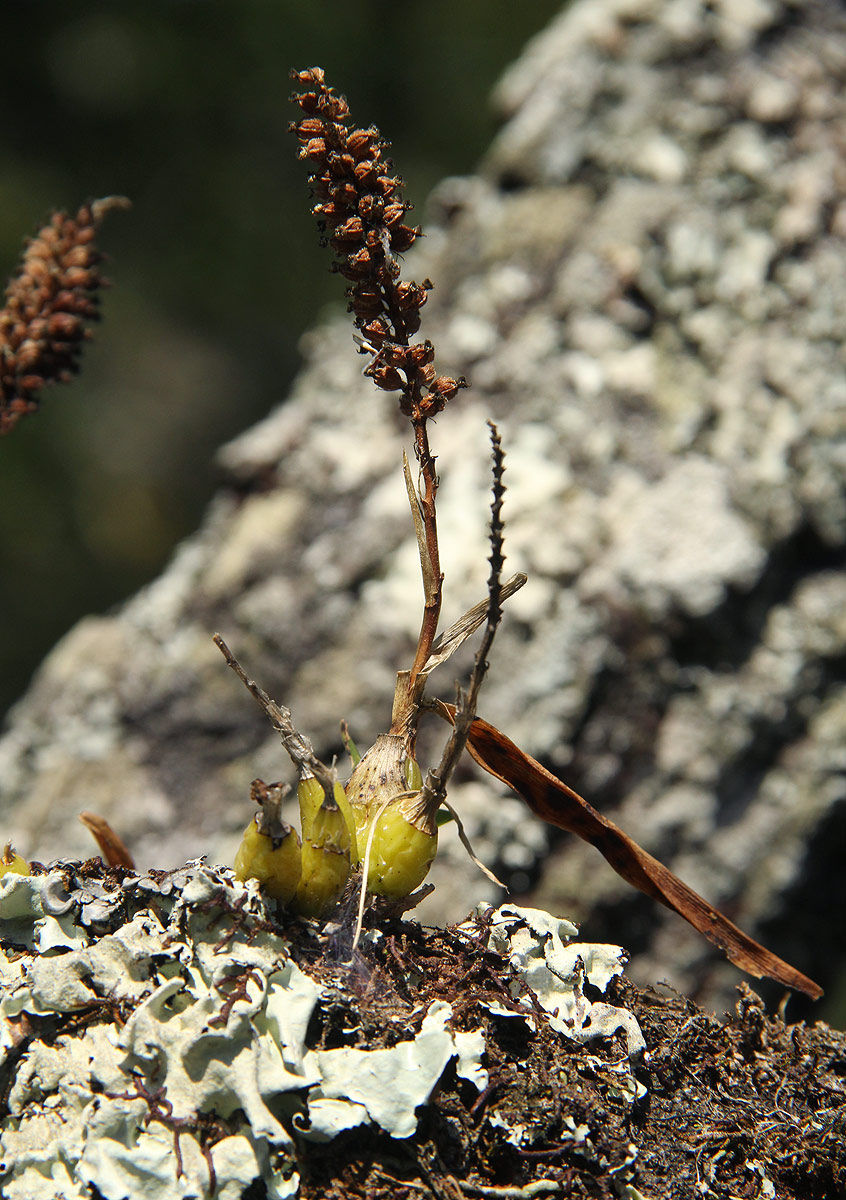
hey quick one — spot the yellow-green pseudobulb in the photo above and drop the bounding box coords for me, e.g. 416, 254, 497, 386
234, 815, 302, 902
345, 734, 438, 899
364, 793, 438, 898
294, 776, 355, 917
233, 779, 302, 902
0, 843, 29, 878
297, 774, 359, 865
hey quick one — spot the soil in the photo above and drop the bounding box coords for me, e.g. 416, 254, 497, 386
277, 902, 846, 1200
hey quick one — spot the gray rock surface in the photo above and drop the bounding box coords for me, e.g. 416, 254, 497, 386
2, 0, 844, 1011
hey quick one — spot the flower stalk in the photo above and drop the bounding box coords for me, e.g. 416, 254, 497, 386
289, 67, 468, 752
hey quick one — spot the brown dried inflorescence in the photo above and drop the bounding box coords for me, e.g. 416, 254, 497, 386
0, 196, 129, 435
290, 68, 466, 422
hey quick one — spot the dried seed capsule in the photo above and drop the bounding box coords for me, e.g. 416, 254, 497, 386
300, 137, 328, 161
370, 363, 405, 391
293, 117, 325, 140
407, 340, 435, 366
388, 224, 420, 253
332, 215, 365, 244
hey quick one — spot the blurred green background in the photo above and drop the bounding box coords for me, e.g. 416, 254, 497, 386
0, 1, 562, 721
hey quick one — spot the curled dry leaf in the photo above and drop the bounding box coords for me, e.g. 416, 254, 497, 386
78, 811, 135, 870
433, 702, 822, 1000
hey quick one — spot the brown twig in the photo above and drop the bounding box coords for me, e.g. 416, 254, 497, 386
212, 632, 336, 801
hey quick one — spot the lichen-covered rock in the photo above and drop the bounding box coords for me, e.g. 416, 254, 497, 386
1, 0, 845, 1010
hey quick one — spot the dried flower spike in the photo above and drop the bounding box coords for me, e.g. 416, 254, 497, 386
289, 68, 467, 428
0, 196, 129, 435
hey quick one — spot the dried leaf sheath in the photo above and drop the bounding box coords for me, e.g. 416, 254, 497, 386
434, 701, 822, 999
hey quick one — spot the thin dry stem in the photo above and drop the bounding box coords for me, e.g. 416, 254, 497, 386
439, 798, 507, 891
405, 417, 443, 696
213, 633, 336, 800
422, 422, 507, 811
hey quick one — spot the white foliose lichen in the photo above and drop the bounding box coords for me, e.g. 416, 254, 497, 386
483, 903, 646, 1061
0, 868, 645, 1198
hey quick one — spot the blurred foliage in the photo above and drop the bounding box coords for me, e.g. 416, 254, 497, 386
0, 0, 562, 720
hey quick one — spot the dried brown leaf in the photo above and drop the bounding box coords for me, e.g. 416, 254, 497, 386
78, 811, 135, 870
433, 701, 822, 1000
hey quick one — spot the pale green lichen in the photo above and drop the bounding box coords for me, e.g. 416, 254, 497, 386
301, 999, 487, 1140
483, 903, 646, 1060
0, 870, 645, 1198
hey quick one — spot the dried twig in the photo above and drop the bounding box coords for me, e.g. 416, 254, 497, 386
213, 633, 336, 800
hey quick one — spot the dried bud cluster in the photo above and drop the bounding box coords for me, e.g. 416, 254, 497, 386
290, 68, 466, 423
0, 196, 129, 434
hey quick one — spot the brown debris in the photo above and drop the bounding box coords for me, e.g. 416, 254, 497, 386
290, 902, 845, 1200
